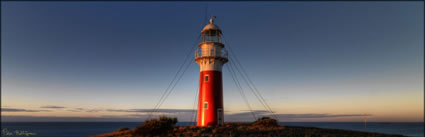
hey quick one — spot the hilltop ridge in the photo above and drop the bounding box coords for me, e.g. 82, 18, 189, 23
93, 117, 405, 137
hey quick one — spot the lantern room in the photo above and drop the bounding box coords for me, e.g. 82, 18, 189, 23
201, 17, 222, 43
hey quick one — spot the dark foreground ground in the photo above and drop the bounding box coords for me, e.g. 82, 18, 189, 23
93, 117, 406, 137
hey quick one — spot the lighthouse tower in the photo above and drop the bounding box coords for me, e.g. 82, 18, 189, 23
195, 17, 228, 127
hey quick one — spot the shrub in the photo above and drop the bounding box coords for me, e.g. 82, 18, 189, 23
252, 117, 278, 127
134, 116, 178, 136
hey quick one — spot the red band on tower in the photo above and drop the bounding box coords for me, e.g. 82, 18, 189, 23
197, 71, 224, 126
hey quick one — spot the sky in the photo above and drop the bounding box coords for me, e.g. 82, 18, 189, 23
1, 2, 423, 122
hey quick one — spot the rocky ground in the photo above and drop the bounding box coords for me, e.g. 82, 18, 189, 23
93, 117, 406, 137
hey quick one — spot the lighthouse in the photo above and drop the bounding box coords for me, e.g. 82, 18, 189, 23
195, 17, 228, 127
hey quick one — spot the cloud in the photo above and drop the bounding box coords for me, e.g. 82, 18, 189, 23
67, 108, 195, 113
224, 110, 372, 121
64, 108, 195, 113
272, 113, 372, 119
1, 108, 52, 112
67, 108, 102, 112
67, 108, 83, 112
106, 109, 194, 113
126, 114, 149, 117
1, 115, 145, 122
86, 109, 102, 112
226, 110, 269, 116
40, 106, 66, 109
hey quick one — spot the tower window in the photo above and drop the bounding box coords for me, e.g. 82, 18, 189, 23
204, 75, 209, 82
203, 102, 208, 109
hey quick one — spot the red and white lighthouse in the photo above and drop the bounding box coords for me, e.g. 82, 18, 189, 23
195, 17, 228, 127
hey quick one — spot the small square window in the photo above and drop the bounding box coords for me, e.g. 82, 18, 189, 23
204, 75, 209, 82
203, 102, 208, 109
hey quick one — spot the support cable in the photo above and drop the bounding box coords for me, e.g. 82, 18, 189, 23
228, 57, 271, 119
147, 35, 200, 120
147, 3, 210, 120
190, 85, 199, 125
227, 54, 278, 120
225, 61, 257, 120
222, 35, 278, 120
155, 61, 194, 115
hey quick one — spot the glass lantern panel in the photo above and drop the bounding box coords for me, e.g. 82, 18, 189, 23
203, 30, 221, 42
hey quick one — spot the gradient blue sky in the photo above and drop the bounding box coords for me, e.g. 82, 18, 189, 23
1, 2, 423, 122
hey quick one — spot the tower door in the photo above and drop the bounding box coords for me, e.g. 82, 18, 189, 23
217, 108, 223, 125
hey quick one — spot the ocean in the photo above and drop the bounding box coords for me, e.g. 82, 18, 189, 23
1, 122, 423, 137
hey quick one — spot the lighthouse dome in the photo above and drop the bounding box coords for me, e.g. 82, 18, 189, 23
201, 24, 222, 33
201, 17, 222, 33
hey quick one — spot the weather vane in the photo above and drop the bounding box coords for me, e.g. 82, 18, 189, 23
209, 16, 216, 24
